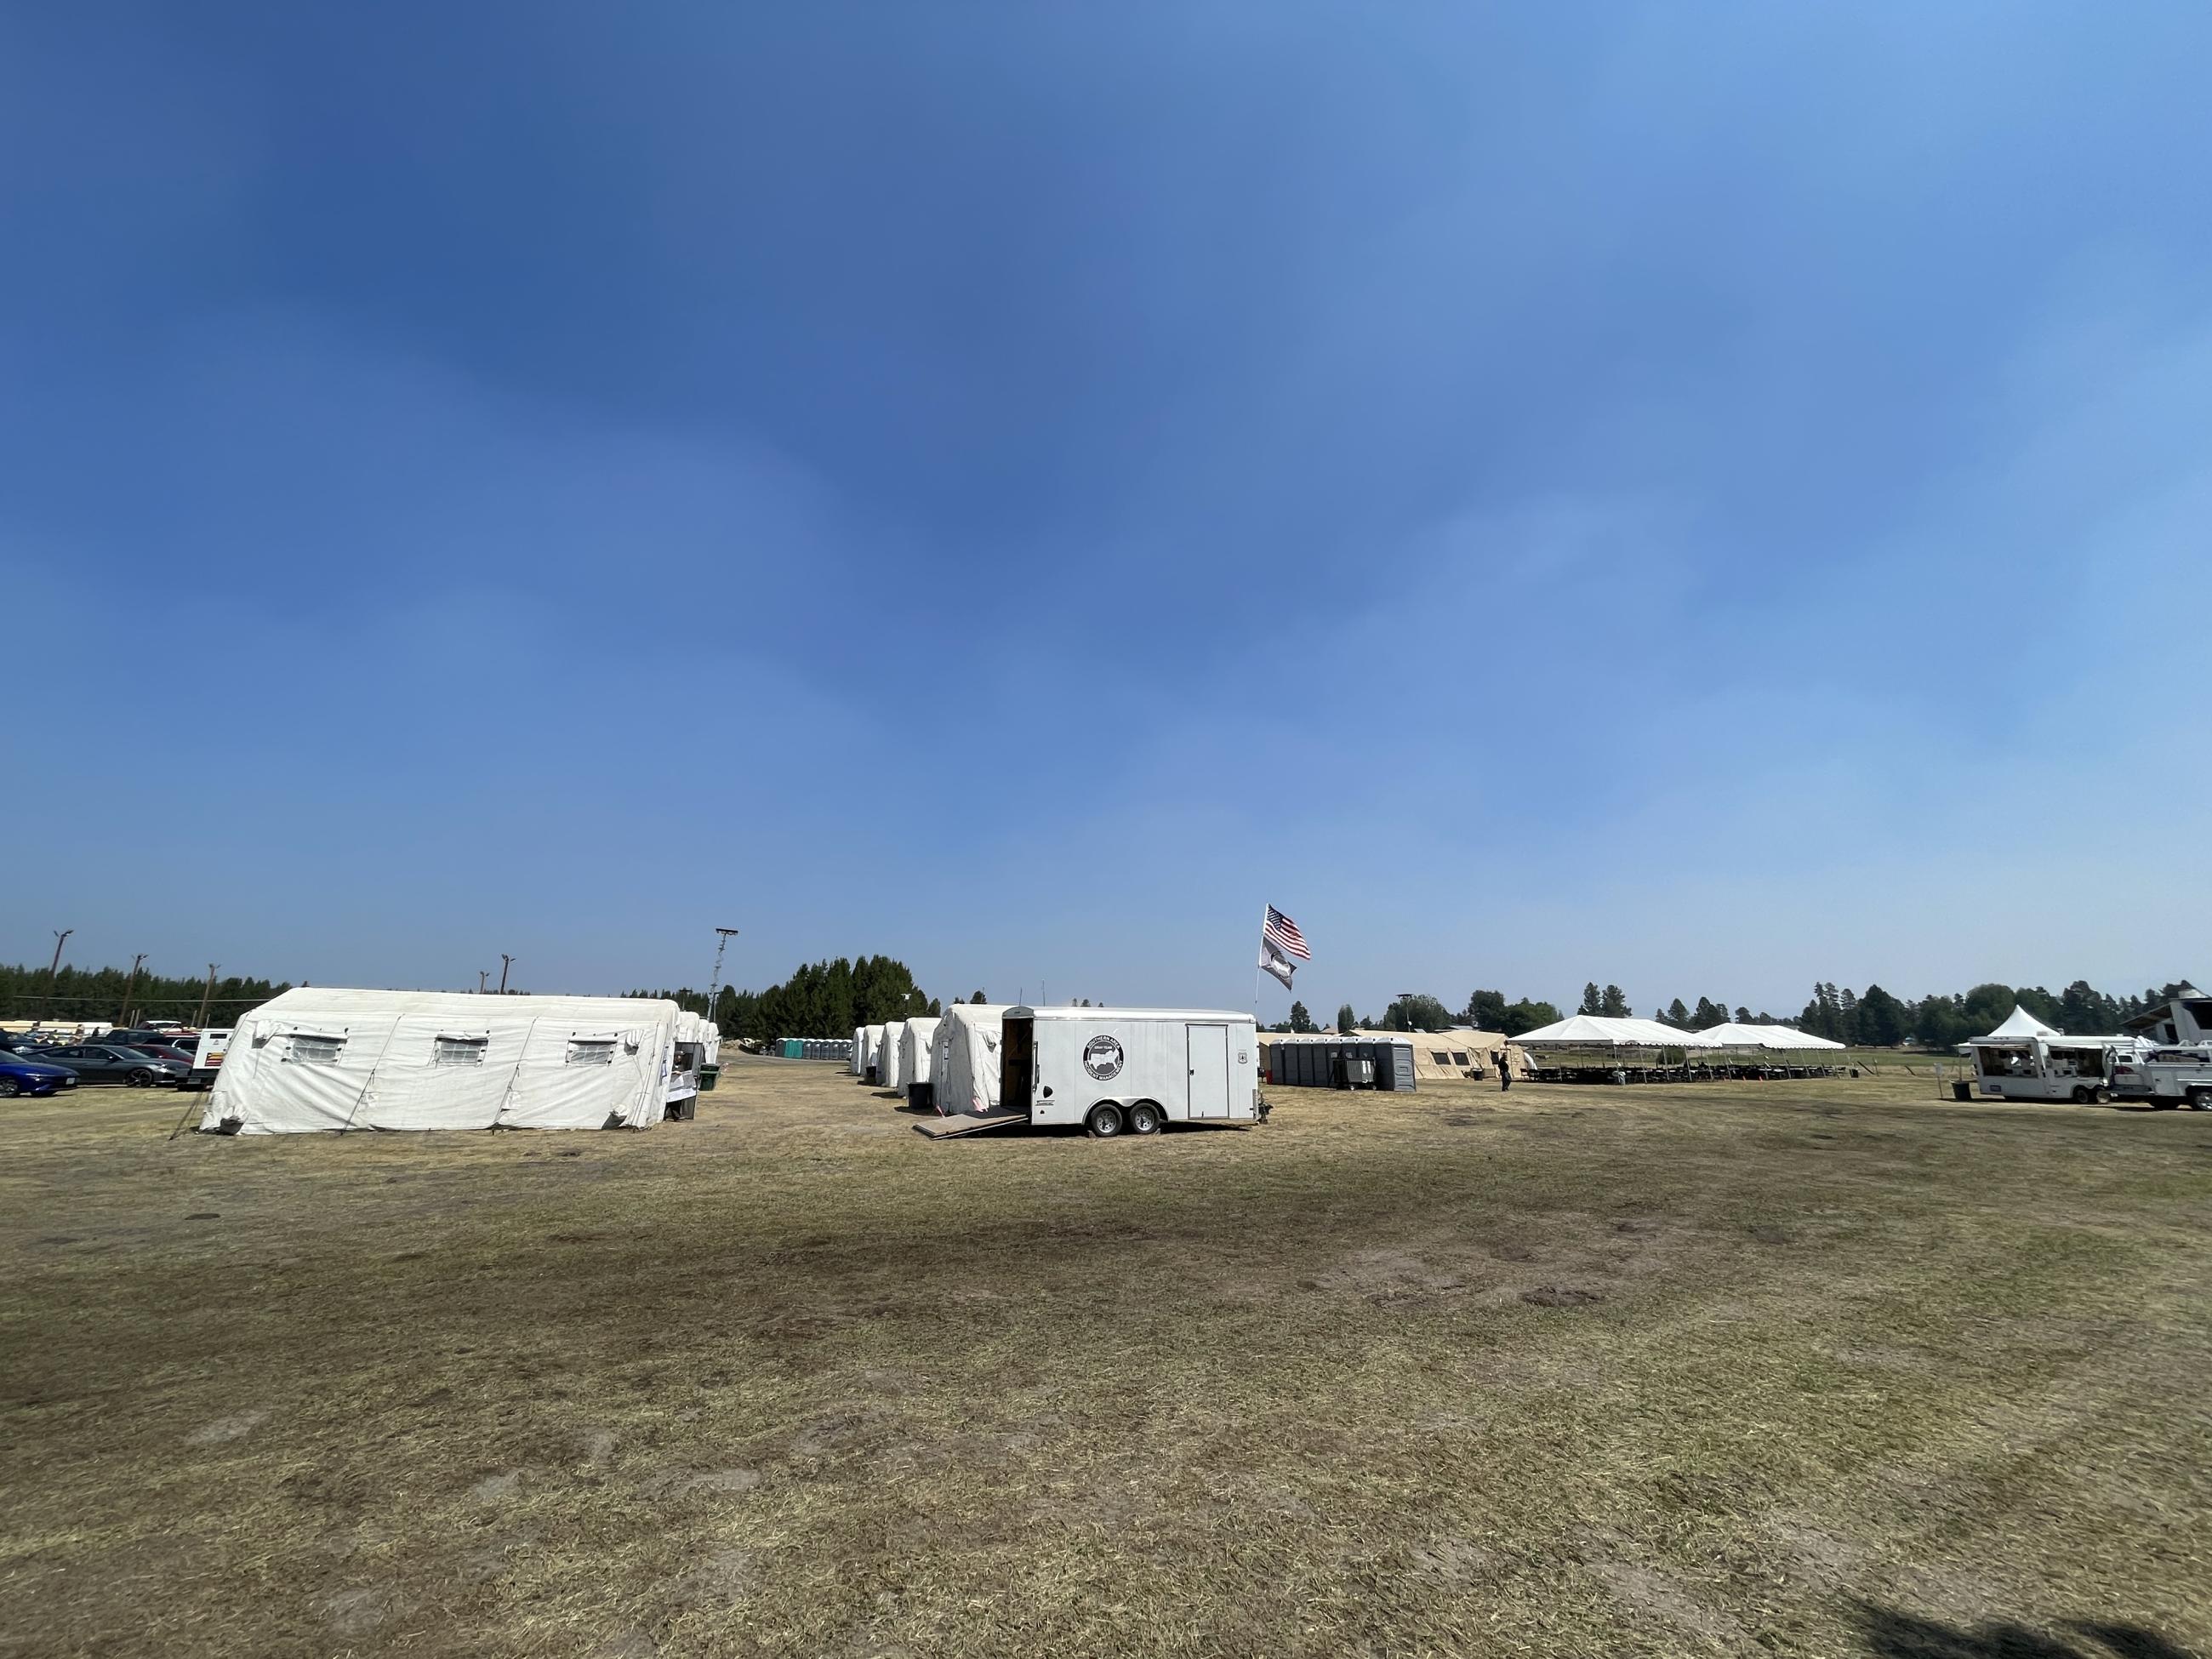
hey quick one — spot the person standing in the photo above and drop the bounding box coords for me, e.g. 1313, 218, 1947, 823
1496, 1049, 1513, 1092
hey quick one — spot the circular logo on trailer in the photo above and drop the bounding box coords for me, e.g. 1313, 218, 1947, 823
1083, 1035, 1125, 1080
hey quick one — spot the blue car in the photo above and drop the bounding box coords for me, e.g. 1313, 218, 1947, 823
0, 1051, 77, 1098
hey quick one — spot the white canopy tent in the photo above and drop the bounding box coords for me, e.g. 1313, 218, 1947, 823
930, 1004, 1012, 1116
878, 1020, 909, 1092
1980, 1005, 2061, 1042
1695, 1022, 1845, 1052
1513, 1014, 1722, 1049
202, 988, 681, 1135
899, 1018, 940, 1095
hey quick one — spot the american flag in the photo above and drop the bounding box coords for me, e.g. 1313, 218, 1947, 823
1263, 905, 1311, 961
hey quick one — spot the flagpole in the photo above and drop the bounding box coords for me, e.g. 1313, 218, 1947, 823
1253, 903, 1265, 1026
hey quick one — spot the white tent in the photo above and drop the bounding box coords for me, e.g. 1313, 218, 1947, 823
202, 988, 680, 1135
675, 1011, 721, 1065
878, 1020, 909, 1092
1695, 1022, 1845, 1052
931, 1004, 1012, 1116
851, 1026, 868, 1076
861, 1023, 885, 1081
1512, 1014, 1721, 1048
899, 1018, 940, 1095
1981, 1005, 2061, 1041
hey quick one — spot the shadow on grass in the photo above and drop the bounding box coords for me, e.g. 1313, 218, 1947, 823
1856, 1602, 2197, 1659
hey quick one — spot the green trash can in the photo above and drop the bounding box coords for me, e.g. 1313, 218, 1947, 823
698, 1064, 721, 1093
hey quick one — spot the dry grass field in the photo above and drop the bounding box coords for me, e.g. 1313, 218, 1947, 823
3, 1062, 2209, 1658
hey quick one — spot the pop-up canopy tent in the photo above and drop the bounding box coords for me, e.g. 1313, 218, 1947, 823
1695, 1022, 1845, 1052
930, 1004, 1013, 1116
201, 988, 680, 1135
878, 1021, 909, 1092
1513, 1014, 1721, 1050
1979, 1005, 2061, 1042
899, 1018, 940, 1096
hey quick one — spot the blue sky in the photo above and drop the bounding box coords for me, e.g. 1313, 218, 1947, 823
5, 3, 2208, 1019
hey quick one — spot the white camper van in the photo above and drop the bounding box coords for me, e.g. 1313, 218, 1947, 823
1001, 1006, 1262, 1137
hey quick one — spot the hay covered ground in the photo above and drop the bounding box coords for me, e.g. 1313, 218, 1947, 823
3, 1062, 2208, 1658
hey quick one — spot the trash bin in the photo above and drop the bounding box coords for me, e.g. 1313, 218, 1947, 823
698, 1064, 721, 1093
1951, 1080, 1971, 1102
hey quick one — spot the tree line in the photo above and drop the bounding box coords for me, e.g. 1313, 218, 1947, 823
636, 955, 950, 1043
0, 961, 292, 1027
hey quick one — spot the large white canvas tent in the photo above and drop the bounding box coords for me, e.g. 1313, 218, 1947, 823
851, 1026, 868, 1076
878, 1021, 909, 1092
1696, 1022, 1845, 1052
931, 1004, 1012, 1116
899, 1018, 940, 1095
201, 988, 681, 1135
1513, 1014, 1721, 1049
861, 1024, 886, 1082
675, 1011, 721, 1065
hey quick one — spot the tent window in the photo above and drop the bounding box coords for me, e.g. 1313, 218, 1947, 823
1451, 1052, 1470, 1066
434, 1036, 487, 1066
1429, 1051, 1451, 1065
286, 1034, 344, 1065
566, 1038, 616, 1067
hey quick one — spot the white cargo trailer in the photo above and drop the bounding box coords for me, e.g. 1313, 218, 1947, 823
999, 1006, 1262, 1137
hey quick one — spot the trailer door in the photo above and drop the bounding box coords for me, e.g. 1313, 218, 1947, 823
1188, 1023, 1230, 1118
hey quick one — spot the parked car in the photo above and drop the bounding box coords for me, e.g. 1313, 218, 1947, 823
105, 1030, 198, 1065
0, 1051, 78, 1097
29, 1044, 187, 1087
108, 1028, 196, 1049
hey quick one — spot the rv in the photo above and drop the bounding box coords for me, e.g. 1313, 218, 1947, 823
1000, 1006, 1263, 1137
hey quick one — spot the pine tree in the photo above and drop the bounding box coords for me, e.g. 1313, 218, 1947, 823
1664, 997, 1690, 1029
1580, 982, 1603, 1016
1336, 1003, 1356, 1034
1599, 984, 1629, 1018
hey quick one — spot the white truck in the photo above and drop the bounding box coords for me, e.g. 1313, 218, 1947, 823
2114, 989, 2212, 1109
994, 1006, 1263, 1137
2113, 1046, 2212, 1109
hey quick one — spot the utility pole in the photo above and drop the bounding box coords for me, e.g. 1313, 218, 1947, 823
196, 965, 219, 1029
120, 954, 147, 1028
478, 969, 490, 994
41, 929, 71, 1017
498, 954, 515, 995
704, 926, 739, 1034
1398, 992, 1418, 1034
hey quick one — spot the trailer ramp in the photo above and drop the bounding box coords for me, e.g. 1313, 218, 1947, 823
913, 1113, 1030, 1140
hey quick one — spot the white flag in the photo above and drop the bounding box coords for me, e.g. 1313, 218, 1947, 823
1258, 938, 1297, 990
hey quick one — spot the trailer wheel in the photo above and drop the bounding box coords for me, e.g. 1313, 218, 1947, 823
1086, 1103, 1126, 1138
2070, 1085, 2091, 1103
1126, 1100, 1163, 1136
